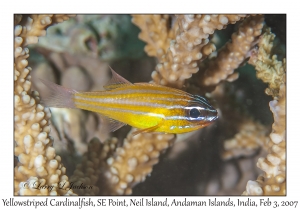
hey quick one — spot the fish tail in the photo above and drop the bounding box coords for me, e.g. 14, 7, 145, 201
39, 79, 77, 108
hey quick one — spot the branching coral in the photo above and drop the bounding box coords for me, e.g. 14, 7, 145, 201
14, 14, 76, 195
243, 83, 286, 195
243, 29, 286, 195
248, 28, 286, 98
69, 137, 119, 195
181, 15, 264, 95
132, 15, 178, 61
200, 15, 264, 87
222, 119, 270, 160
70, 131, 175, 195
133, 15, 248, 88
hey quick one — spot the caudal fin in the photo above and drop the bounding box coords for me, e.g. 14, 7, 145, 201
39, 79, 78, 109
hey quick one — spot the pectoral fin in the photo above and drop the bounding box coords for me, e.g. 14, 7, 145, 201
131, 120, 164, 136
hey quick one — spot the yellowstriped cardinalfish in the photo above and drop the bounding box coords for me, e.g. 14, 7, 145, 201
40, 67, 218, 136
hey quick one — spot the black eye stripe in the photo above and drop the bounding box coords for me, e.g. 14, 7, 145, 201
189, 108, 200, 118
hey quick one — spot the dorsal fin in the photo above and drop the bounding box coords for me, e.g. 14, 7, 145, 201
103, 66, 132, 90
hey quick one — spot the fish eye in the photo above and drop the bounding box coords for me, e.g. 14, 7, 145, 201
189, 108, 200, 118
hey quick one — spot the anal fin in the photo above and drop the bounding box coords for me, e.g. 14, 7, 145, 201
108, 118, 126, 132
101, 115, 126, 132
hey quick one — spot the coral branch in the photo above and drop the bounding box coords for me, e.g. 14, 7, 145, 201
201, 15, 264, 87
150, 15, 247, 88
243, 28, 286, 195
14, 15, 76, 195
243, 84, 286, 195
71, 131, 175, 195
222, 119, 270, 160
249, 28, 286, 98
131, 15, 177, 61
70, 137, 119, 195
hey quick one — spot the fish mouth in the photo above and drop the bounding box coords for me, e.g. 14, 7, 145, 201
207, 115, 218, 122
207, 109, 218, 122
211, 115, 218, 121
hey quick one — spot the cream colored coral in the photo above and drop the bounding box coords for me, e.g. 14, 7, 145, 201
103, 130, 175, 195
248, 28, 286, 98
243, 84, 286, 195
202, 15, 264, 86
70, 137, 119, 195
149, 15, 247, 88
222, 119, 270, 160
243, 28, 286, 195
71, 131, 175, 195
14, 15, 76, 195
131, 15, 177, 61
